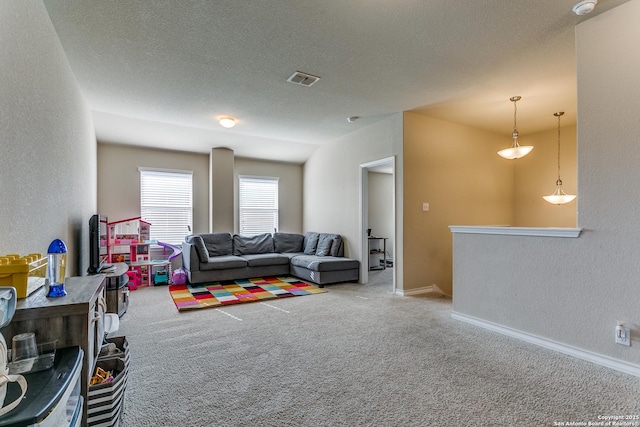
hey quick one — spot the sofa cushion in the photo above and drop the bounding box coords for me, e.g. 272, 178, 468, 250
201, 232, 233, 256
329, 236, 343, 257
273, 232, 304, 253
290, 255, 359, 272
277, 252, 305, 260
199, 255, 247, 271
185, 235, 209, 262
241, 253, 290, 267
316, 233, 340, 257
233, 233, 274, 255
303, 232, 319, 255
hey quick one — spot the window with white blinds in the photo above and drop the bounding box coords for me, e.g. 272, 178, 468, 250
139, 168, 193, 245
239, 175, 279, 236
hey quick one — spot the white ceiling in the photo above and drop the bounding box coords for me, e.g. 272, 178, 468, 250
43, 0, 628, 164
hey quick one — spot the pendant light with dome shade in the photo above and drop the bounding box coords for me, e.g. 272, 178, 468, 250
497, 96, 533, 160
543, 112, 576, 205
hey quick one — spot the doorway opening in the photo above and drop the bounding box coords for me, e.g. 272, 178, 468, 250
360, 156, 396, 293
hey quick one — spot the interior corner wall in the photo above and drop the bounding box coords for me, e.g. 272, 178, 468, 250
97, 144, 210, 233
303, 114, 403, 283
210, 148, 234, 233
0, 1, 96, 276
513, 125, 577, 227
402, 112, 513, 295
233, 158, 303, 234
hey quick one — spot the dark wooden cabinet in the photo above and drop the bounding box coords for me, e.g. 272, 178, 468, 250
0, 274, 106, 427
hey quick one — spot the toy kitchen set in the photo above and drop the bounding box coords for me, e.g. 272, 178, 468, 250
0, 245, 130, 427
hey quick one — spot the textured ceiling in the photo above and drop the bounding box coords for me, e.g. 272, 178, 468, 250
43, 0, 628, 163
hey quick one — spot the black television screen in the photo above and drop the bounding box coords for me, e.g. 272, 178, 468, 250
88, 214, 108, 274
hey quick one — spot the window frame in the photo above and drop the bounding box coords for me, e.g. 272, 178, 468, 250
139, 167, 193, 245
238, 175, 279, 236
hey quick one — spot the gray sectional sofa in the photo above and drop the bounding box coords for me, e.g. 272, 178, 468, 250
181, 232, 360, 287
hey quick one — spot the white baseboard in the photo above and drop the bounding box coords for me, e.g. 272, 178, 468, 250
395, 286, 433, 297
451, 311, 640, 378
396, 284, 450, 297
395, 285, 435, 296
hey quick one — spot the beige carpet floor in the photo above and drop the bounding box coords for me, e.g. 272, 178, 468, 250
116, 270, 640, 426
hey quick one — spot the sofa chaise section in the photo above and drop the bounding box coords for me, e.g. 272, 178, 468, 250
181, 231, 360, 287
289, 255, 359, 286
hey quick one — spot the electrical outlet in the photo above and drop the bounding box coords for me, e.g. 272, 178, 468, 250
615, 324, 631, 346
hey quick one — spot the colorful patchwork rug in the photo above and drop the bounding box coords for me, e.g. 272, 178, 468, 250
168, 276, 327, 311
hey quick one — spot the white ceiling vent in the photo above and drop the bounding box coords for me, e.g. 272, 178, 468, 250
287, 71, 320, 87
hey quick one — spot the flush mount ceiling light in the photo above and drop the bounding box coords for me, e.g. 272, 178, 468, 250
543, 112, 576, 205
573, 0, 597, 15
219, 116, 236, 128
497, 96, 534, 160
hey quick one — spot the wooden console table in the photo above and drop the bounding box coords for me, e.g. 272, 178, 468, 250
0, 274, 106, 427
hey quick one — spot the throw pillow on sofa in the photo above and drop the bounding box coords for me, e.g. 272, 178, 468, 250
329, 236, 342, 257
315, 233, 335, 256
185, 233, 234, 262
303, 232, 319, 255
201, 232, 233, 256
185, 235, 209, 262
273, 232, 304, 253
233, 233, 274, 255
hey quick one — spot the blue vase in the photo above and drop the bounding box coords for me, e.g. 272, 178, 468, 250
46, 239, 68, 297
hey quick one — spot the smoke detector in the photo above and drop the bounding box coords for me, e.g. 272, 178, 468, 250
573, 0, 597, 15
287, 71, 320, 87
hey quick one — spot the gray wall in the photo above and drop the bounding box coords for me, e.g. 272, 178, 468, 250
97, 145, 303, 238
234, 157, 303, 234
0, 1, 96, 276
451, 0, 640, 369
97, 143, 210, 234
210, 148, 234, 233
303, 114, 404, 285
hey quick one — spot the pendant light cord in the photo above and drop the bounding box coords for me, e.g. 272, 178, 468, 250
555, 112, 563, 185
512, 97, 520, 146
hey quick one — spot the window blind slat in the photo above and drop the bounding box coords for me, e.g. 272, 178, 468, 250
239, 176, 278, 236
140, 170, 193, 245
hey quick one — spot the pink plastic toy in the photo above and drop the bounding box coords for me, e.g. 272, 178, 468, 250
126, 270, 140, 290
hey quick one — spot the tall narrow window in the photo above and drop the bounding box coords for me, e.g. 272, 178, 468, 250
239, 175, 279, 236
140, 168, 193, 245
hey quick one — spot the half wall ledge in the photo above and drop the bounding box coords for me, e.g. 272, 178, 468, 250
449, 226, 582, 238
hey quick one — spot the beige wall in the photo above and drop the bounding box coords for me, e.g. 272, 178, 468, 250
234, 157, 303, 234
514, 125, 577, 227
451, 0, 640, 368
0, 1, 96, 276
304, 114, 404, 285
403, 112, 514, 295
97, 144, 210, 234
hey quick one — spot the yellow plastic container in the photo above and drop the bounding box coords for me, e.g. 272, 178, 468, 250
0, 253, 47, 298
